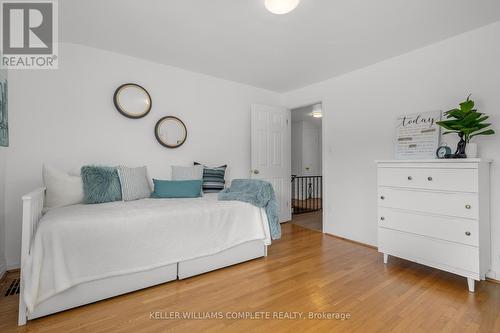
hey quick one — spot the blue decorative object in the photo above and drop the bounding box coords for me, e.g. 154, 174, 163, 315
151, 179, 203, 198
436, 145, 452, 159
81, 166, 122, 204
0, 79, 8, 147
218, 179, 281, 240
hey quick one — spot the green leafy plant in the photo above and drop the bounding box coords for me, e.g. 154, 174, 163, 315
436, 95, 495, 143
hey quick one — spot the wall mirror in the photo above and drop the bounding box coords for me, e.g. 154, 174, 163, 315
113, 83, 152, 119
155, 116, 187, 148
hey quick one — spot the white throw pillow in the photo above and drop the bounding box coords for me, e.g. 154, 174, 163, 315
43, 164, 84, 210
171, 165, 203, 180
117, 166, 152, 201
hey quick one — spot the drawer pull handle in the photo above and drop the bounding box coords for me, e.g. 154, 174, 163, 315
380, 217, 385, 221
407, 176, 413, 180
465, 231, 471, 236
465, 205, 471, 210
427, 176, 433, 181
380, 196, 385, 200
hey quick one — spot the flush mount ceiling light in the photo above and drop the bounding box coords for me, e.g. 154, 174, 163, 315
265, 0, 300, 15
311, 104, 323, 118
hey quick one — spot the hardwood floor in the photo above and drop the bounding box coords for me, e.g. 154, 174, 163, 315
1, 223, 499, 332
292, 198, 322, 210
292, 211, 322, 232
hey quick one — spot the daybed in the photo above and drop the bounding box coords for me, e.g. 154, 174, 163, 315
18, 188, 271, 325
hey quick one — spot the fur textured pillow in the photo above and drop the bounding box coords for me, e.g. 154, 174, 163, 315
81, 166, 122, 204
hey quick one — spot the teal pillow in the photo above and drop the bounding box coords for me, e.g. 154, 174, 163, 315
151, 179, 203, 198
81, 166, 122, 204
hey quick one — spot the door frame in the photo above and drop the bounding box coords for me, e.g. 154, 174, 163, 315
288, 98, 327, 234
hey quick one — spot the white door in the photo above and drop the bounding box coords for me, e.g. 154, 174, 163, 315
251, 104, 291, 222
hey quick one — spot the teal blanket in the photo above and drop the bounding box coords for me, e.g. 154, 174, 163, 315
218, 179, 281, 240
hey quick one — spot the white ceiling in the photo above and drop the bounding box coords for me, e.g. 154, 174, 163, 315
60, 0, 500, 92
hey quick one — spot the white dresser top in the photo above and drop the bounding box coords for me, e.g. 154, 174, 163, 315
376, 158, 491, 164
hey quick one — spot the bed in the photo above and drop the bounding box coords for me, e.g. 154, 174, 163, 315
19, 188, 270, 325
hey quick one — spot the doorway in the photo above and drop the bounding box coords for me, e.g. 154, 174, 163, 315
290, 103, 323, 232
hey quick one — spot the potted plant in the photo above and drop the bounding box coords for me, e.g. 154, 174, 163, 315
436, 95, 495, 158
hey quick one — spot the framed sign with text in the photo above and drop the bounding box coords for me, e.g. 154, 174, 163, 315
395, 111, 442, 160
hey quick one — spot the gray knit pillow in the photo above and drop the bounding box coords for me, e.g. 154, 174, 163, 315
117, 166, 151, 201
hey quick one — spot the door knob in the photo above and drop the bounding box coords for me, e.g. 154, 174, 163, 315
408, 176, 413, 180
465, 204, 471, 210
380, 217, 385, 221
465, 231, 471, 236
427, 177, 433, 181
380, 196, 385, 200
253, 170, 260, 175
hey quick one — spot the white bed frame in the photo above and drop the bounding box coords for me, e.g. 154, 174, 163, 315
19, 188, 267, 325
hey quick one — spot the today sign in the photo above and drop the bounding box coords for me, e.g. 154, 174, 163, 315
395, 110, 442, 160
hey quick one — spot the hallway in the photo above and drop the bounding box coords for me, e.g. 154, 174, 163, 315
291, 211, 322, 232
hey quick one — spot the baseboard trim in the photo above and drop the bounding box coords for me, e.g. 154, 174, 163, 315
324, 233, 500, 283
486, 277, 500, 284
0, 263, 6, 283
287, 219, 500, 289
6, 261, 20, 271
325, 233, 377, 250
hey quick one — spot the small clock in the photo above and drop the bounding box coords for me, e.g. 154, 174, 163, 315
436, 146, 452, 159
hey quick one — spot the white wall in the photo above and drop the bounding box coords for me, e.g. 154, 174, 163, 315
4, 43, 281, 268
302, 121, 322, 177
291, 121, 303, 176
291, 120, 322, 177
0, 68, 7, 277
284, 22, 500, 279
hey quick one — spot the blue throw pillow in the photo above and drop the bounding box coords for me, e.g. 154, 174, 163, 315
81, 166, 122, 204
151, 179, 203, 198
194, 162, 226, 193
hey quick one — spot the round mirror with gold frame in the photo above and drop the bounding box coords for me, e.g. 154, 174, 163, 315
113, 83, 152, 119
154, 116, 187, 148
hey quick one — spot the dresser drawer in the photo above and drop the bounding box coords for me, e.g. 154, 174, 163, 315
378, 167, 478, 192
378, 228, 479, 274
378, 187, 478, 219
378, 208, 478, 246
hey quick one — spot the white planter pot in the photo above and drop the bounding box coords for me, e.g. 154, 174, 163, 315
466, 143, 478, 158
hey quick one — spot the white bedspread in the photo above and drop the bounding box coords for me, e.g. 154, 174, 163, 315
22, 194, 271, 312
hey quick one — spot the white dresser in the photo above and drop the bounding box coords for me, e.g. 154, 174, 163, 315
376, 159, 491, 292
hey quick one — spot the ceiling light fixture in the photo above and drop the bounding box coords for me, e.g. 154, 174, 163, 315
265, 0, 300, 15
311, 104, 323, 118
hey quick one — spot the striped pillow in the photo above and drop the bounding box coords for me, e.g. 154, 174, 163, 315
194, 162, 227, 193
117, 166, 152, 201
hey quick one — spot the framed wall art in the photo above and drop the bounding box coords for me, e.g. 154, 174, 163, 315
395, 111, 441, 160
0, 79, 8, 147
